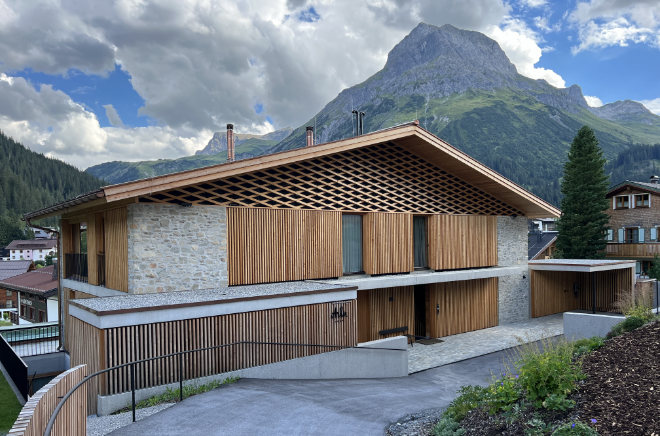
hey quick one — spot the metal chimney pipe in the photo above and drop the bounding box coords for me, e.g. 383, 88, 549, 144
226, 123, 235, 162
359, 111, 365, 135
352, 110, 358, 136
306, 126, 314, 147
650, 175, 659, 184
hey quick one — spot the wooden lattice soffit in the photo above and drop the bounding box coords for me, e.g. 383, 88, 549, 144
139, 143, 522, 215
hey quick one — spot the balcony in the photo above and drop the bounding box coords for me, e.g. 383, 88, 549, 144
64, 253, 88, 282
605, 243, 660, 259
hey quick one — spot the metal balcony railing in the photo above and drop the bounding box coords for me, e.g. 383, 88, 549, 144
64, 253, 88, 282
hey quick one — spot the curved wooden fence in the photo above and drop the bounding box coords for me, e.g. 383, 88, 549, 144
9, 364, 87, 436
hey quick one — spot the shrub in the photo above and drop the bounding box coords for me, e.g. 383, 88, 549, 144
525, 417, 553, 435
606, 316, 646, 339
542, 393, 575, 411
432, 416, 466, 436
485, 375, 520, 414
514, 340, 583, 409
614, 288, 654, 321
444, 385, 489, 422
551, 421, 598, 435
572, 337, 604, 357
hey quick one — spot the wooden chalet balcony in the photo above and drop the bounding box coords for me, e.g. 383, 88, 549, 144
605, 243, 660, 259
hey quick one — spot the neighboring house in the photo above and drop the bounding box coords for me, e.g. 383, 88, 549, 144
0, 265, 58, 324
530, 217, 557, 233
26, 122, 560, 412
6, 238, 57, 261
0, 260, 34, 310
30, 227, 55, 239
605, 176, 660, 275
528, 231, 557, 260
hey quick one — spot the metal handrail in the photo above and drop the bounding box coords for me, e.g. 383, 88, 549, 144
44, 339, 405, 435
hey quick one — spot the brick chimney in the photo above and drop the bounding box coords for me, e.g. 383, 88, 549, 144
226, 123, 235, 162
306, 126, 314, 147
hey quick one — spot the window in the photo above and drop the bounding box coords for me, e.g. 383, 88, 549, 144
635, 194, 650, 207
6, 301, 12, 308
615, 195, 629, 209
6, 290, 11, 297
342, 214, 363, 274
653, 227, 659, 241
606, 229, 613, 241
413, 216, 428, 268
625, 227, 639, 243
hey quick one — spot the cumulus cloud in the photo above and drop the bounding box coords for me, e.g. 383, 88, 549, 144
0, 0, 570, 167
569, 0, 660, 53
638, 98, 660, 115
584, 95, 604, 107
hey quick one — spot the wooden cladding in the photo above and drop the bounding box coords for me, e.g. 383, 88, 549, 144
426, 279, 499, 337
605, 243, 660, 259
531, 269, 634, 317
66, 315, 104, 414
104, 207, 128, 292
9, 365, 87, 436
357, 287, 415, 343
363, 213, 413, 275
227, 207, 342, 285
139, 143, 521, 216
428, 215, 497, 270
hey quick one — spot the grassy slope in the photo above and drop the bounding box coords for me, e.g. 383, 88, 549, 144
0, 371, 22, 432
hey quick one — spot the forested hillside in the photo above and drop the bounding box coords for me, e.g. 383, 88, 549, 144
0, 131, 103, 246
607, 143, 660, 186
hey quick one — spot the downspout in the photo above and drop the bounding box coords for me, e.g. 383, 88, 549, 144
24, 217, 63, 351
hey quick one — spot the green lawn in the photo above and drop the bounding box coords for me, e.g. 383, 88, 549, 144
0, 371, 22, 433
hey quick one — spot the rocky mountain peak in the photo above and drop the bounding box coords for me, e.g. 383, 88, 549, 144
383, 22, 518, 79
590, 99, 656, 123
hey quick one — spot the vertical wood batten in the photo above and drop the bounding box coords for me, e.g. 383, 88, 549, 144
104, 207, 128, 292
227, 207, 342, 285
363, 213, 413, 275
428, 215, 497, 270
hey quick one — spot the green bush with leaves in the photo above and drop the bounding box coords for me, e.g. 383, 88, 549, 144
551, 421, 599, 435
514, 340, 583, 409
443, 385, 489, 421
485, 374, 520, 414
432, 416, 466, 436
572, 337, 604, 357
606, 316, 647, 339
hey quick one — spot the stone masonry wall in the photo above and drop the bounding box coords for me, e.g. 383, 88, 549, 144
497, 215, 529, 323
127, 204, 228, 294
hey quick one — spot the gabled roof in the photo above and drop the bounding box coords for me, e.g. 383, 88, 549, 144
25, 122, 560, 219
607, 180, 660, 197
6, 239, 57, 251
0, 260, 33, 280
528, 231, 557, 260
0, 265, 57, 297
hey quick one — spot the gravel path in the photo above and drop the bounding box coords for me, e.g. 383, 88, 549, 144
86, 403, 175, 436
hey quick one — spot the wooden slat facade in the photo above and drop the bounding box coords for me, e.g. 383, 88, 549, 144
426, 278, 499, 337
66, 316, 104, 414
104, 207, 128, 292
68, 299, 356, 410
531, 269, 634, 317
9, 365, 87, 436
357, 287, 415, 342
605, 242, 660, 259
363, 213, 414, 275
428, 215, 497, 270
227, 207, 342, 285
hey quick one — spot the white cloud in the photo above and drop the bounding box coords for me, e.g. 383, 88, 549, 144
638, 98, 660, 115
103, 104, 124, 127
486, 19, 566, 88
569, 1, 660, 53
521, 0, 547, 8
584, 95, 604, 107
0, 0, 570, 167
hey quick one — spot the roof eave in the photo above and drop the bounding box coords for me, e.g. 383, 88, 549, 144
24, 190, 106, 221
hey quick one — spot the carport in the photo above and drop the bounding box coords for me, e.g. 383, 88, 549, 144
528, 259, 636, 317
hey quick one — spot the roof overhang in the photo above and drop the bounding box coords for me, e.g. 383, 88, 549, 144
607, 181, 660, 197
26, 123, 560, 220
528, 259, 636, 273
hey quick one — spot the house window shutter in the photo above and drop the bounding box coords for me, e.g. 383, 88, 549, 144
651, 227, 657, 241
607, 229, 613, 241
639, 228, 645, 243
618, 228, 625, 243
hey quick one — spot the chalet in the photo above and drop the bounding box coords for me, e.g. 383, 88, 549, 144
604, 176, 660, 275
26, 122, 561, 412
6, 239, 57, 262
0, 260, 33, 312
0, 265, 58, 323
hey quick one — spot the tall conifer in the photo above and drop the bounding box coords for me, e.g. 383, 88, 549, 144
556, 126, 610, 258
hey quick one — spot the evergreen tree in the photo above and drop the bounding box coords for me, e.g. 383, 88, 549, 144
556, 126, 610, 258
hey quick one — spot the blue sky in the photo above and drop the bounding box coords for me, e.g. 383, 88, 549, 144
0, 0, 659, 169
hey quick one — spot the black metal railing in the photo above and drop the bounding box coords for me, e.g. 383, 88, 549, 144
97, 253, 105, 286
45, 340, 405, 435
0, 322, 59, 357
0, 333, 28, 401
64, 253, 88, 282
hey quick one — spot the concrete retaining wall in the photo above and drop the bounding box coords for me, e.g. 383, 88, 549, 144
96, 336, 408, 416
563, 311, 625, 340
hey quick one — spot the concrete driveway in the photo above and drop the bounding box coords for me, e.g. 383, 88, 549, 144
110, 348, 516, 436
